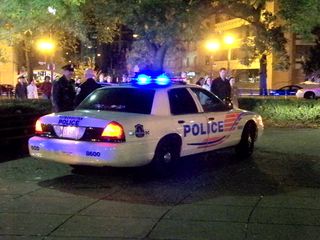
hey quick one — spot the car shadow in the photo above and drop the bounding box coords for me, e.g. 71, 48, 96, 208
37, 148, 316, 206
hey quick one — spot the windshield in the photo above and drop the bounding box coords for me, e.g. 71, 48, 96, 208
77, 87, 155, 114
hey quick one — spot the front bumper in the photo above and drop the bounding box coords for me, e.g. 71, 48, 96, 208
28, 136, 155, 167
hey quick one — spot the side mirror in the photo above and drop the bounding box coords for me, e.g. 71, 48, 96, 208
223, 98, 233, 110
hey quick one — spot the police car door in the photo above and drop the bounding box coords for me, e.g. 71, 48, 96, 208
168, 88, 208, 156
190, 87, 230, 151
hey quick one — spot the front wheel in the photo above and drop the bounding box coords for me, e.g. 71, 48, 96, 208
304, 92, 316, 99
151, 139, 180, 176
235, 122, 257, 158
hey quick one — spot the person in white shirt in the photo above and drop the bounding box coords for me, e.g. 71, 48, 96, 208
202, 76, 212, 91
27, 79, 39, 99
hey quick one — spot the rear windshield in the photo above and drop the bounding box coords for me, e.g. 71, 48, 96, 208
77, 87, 155, 114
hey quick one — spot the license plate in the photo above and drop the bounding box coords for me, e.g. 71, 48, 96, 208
54, 126, 85, 139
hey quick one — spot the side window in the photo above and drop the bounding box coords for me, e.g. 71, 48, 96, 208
191, 88, 226, 112
168, 88, 198, 115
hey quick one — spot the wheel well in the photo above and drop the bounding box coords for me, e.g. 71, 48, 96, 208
155, 133, 182, 154
304, 91, 315, 98
243, 120, 258, 140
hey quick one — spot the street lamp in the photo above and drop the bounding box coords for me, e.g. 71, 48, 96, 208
37, 38, 56, 81
205, 40, 220, 76
223, 34, 235, 71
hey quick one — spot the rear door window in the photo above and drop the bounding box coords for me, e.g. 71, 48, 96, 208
168, 88, 198, 115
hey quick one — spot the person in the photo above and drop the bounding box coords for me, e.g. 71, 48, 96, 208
40, 76, 52, 100
52, 64, 76, 112
27, 79, 39, 99
98, 73, 105, 83
229, 76, 239, 108
15, 75, 27, 99
210, 67, 231, 101
195, 77, 205, 86
104, 75, 112, 83
202, 76, 212, 91
74, 68, 101, 106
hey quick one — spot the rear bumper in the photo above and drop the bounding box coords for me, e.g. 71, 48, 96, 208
28, 136, 155, 167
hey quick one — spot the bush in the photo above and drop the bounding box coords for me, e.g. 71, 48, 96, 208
0, 99, 52, 115
239, 98, 320, 128
0, 99, 52, 143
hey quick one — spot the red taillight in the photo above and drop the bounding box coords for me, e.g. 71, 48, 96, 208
35, 120, 43, 134
101, 121, 125, 141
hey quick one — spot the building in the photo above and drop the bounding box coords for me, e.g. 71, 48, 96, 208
0, 42, 17, 86
165, 1, 313, 90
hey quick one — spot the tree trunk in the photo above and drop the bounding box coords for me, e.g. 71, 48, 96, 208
259, 54, 267, 95
151, 44, 168, 72
23, 39, 33, 82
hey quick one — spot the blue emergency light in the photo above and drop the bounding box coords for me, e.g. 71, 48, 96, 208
136, 74, 152, 85
134, 73, 171, 86
155, 74, 170, 86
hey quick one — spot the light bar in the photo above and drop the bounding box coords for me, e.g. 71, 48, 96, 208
134, 73, 171, 86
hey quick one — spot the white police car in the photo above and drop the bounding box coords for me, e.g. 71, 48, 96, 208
29, 73, 263, 174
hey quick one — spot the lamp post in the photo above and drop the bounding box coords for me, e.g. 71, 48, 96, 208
223, 35, 235, 72
37, 38, 55, 81
206, 40, 220, 76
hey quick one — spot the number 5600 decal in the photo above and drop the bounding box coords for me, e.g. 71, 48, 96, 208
86, 151, 101, 157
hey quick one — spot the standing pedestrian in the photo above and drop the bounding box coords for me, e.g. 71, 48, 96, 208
74, 68, 101, 106
27, 79, 39, 99
202, 76, 212, 91
15, 75, 27, 99
195, 77, 205, 86
40, 76, 52, 100
229, 76, 239, 108
210, 67, 231, 102
52, 64, 76, 112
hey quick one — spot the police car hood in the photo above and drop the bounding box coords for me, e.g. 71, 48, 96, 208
40, 110, 153, 128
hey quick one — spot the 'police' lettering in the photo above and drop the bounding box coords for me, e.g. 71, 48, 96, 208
183, 121, 224, 137
58, 116, 83, 126
58, 119, 80, 126
183, 125, 191, 137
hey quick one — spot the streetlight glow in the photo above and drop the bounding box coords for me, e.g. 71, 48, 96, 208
224, 35, 235, 45
206, 41, 220, 51
37, 39, 55, 53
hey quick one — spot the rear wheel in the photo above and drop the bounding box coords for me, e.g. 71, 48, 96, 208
151, 138, 181, 176
235, 122, 257, 158
304, 92, 316, 99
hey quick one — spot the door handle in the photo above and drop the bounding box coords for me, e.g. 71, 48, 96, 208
208, 117, 215, 121
178, 120, 185, 124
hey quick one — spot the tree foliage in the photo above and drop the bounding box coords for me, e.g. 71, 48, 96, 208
81, 0, 211, 71
1, 0, 320, 74
278, 0, 320, 38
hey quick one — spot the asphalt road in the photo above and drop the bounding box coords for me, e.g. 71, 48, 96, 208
0, 128, 320, 240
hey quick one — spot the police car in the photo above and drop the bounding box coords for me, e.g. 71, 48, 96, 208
28, 73, 263, 174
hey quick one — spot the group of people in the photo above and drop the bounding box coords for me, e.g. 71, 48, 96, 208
196, 67, 238, 107
14, 64, 102, 113
51, 64, 101, 112
15, 75, 52, 100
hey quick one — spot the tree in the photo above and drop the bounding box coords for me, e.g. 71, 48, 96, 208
278, 0, 320, 38
0, 0, 85, 80
82, 0, 211, 73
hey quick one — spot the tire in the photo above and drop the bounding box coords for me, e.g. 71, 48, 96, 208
304, 92, 316, 99
151, 138, 180, 176
235, 122, 257, 158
